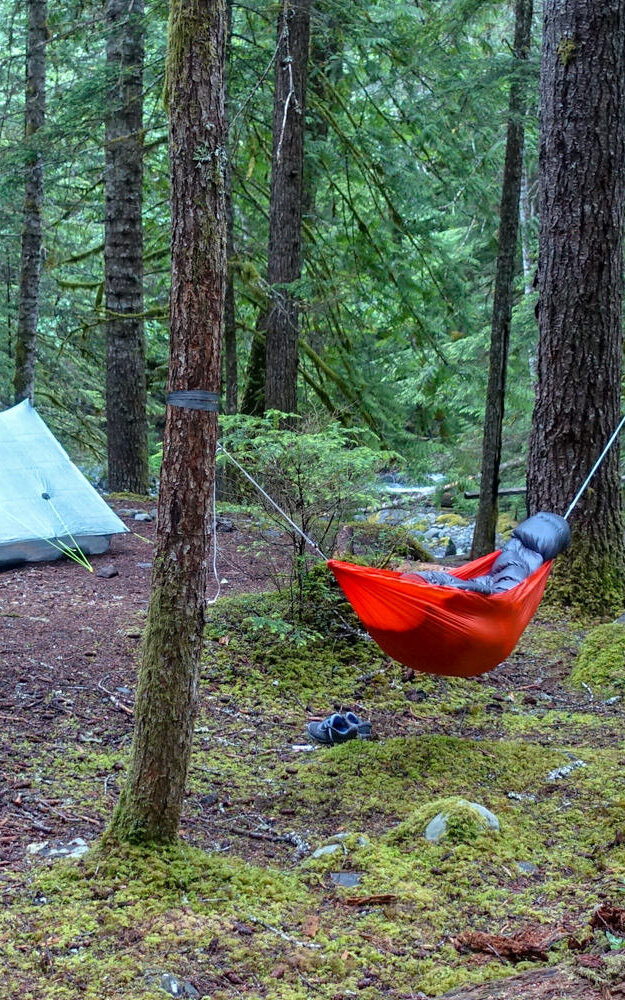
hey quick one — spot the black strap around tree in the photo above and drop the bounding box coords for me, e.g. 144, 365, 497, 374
166, 390, 220, 412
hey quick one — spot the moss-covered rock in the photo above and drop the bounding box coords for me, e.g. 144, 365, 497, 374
496, 511, 518, 538
386, 797, 500, 847
435, 513, 469, 528
570, 623, 625, 697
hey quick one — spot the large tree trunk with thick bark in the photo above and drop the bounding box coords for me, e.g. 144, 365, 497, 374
14, 0, 46, 405
263, 0, 312, 415
104, 0, 149, 494
527, 0, 625, 615
471, 0, 533, 559
108, 0, 226, 844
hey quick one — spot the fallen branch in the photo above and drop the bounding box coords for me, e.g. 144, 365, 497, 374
245, 914, 322, 950
37, 801, 100, 826
464, 486, 526, 500
454, 926, 567, 963
342, 893, 397, 907
229, 825, 310, 857
96, 679, 133, 716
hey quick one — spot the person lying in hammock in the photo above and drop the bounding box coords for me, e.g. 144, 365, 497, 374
403, 511, 570, 595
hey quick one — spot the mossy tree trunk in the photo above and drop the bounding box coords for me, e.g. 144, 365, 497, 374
527, 0, 625, 615
108, 0, 226, 844
263, 0, 312, 415
471, 0, 533, 559
104, 0, 149, 494
14, 0, 46, 405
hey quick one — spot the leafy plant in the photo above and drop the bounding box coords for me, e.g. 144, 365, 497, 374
219, 411, 394, 612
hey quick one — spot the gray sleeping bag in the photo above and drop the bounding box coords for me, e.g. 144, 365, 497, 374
412, 512, 571, 596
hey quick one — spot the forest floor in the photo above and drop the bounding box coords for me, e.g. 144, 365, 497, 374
1, 499, 625, 999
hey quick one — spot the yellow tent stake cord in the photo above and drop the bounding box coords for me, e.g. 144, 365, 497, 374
0, 502, 93, 571
44, 497, 94, 571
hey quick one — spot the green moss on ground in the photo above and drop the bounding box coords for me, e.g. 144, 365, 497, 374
570, 623, 625, 697
5, 572, 625, 998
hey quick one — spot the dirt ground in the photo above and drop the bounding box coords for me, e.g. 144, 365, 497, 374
0, 503, 280, 869
0, 502, 622, 998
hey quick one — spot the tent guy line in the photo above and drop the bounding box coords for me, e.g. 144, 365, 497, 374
0, 400, 127, 568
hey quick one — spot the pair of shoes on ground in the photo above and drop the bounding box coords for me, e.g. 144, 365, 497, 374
307, 711, 373, 745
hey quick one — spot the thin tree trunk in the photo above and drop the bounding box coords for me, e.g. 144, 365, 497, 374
223, 0, 237, 415
519, 160, 533, 295
108, 0, 226, 844
527, 0, 625, 614
263, 0, 312, 415
239, 319, 266, 415
14, 0, 46, 405
104, 0, 149, 493
471, 0, 533, 559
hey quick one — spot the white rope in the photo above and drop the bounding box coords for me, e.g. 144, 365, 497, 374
564, 413, 625, 521
216, 442, 327, 560
206, 471, 221, 606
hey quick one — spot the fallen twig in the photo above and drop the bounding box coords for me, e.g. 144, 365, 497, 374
9, 809, 52, 834
245, 914, 321, 950
97, 679, 133, 715
229, 825, 310, 856
342, 893, 397, 907
37, 801, 100, 826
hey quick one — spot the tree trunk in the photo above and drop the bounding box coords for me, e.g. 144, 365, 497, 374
108, 0, 226, 844
263, 0, 312, 415
240, 322, 266, 415
527, 0, 625, 615
471, 0, 533, 559
223, 0, 237, 415
519, 159, 533, 296
104, 0, 149, 494
13, 0, 46, 405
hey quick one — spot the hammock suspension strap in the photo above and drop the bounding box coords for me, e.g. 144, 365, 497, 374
216, 443, 327, 560
564, 413, 625, 521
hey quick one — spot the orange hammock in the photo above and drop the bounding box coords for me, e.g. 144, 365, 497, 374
327, 553, 553, 678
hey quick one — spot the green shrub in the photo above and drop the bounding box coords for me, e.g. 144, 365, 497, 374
218, 412, 394, 612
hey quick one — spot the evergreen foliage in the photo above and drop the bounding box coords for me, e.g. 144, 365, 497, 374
0, 0, 541, 483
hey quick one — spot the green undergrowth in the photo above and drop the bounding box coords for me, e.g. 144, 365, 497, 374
4, 573, 625, 997
6, 731, 625, 998
201, 567, 497, 717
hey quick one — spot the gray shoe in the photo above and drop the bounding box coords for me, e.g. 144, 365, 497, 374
307, 713, 358, 745
344, 711, 373, 739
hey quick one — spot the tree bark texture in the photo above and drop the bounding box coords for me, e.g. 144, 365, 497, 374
104, 0, 149, 493
223, 0, 237, 415
527, 0, 625, 613
109, 0, 226, 844
14, 0, 46, 405
471, 0, 533, 559
263, 0, 312, 415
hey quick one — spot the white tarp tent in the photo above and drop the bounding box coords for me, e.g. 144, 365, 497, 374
0, 399, 128, 567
